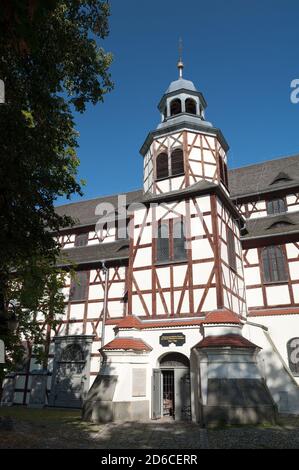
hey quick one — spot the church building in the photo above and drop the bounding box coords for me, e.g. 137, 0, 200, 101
3, 59, 299, 426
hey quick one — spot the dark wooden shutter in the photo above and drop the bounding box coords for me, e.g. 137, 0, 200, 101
227, 228, 237, 271
173, 221, 186, 261
70, 271, 88, 301
156, 153, 169, 180
262, 246, 288, 282
287, 338, 299, 376
74, 232, 89, 247
171, 149, 184, 177
157, 223, 170, 262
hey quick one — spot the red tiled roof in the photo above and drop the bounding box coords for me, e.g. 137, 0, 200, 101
142, 319, 203, 329
114, 316, 143, 329
102, 337, 152, 352
113, 316, 203, 330
248, 307, 299, 317
202, 309, 242, 325
194, 334, 258, 349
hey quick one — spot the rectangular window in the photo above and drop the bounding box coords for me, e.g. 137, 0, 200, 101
227, 227, 237, 271
69, 271, 89, 301
261, 246, 288, 283
266, 198, 286, 215
74, 232, 89, 247
156, 220, 187, 263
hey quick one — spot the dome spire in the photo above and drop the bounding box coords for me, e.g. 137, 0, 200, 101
177, 37, 184, 79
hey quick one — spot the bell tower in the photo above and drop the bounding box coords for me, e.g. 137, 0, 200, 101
140, 59, 230, 196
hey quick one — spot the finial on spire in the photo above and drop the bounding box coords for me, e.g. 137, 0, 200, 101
177, 37, 184, 79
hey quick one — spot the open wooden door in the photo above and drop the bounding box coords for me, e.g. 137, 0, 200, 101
152, 369, 162, 419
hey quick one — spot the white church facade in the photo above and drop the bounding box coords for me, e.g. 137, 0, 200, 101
3, 62, 299, 425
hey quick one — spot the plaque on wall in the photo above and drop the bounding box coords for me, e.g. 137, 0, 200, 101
159, 333, 186, 347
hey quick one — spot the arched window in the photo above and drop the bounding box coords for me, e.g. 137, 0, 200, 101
261, 246, 288, 283
157, 223, 170, 262
61, 344, 84, 362
287, 338, 299, 376
171, 148, 184, 176
173, 221, 186, 261
156, 152, 169, 180
170, 98, 182, 116
185, 98, 196, 115
219, 156, 228, 188
156, 220, 186, 263
160, 352, 190, 368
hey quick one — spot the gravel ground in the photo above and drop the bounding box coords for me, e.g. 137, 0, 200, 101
1, 408, 299, 449
208, 416, 299, 449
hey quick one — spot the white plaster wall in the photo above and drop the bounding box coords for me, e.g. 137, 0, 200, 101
265, 285, 290, 306
103, 325, 203, 418
244, 320, 299, 413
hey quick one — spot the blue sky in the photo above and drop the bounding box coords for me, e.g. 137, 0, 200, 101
58, 0, 299, 205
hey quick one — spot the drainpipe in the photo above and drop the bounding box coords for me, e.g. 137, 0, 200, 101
100, 261, 109, 363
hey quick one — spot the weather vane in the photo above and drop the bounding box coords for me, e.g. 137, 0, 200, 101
177, 37, 184, 79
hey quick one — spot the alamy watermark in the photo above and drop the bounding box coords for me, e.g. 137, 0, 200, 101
94, 195, 207, 249
290, 79, 299, 104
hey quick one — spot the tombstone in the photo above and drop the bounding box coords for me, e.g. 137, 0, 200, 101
28, 370, 48, 408
1, 373, 16, 406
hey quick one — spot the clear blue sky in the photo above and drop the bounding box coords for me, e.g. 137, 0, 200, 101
58, 0, 299, 205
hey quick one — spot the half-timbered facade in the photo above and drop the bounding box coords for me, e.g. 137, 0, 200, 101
2, 63, 299, 425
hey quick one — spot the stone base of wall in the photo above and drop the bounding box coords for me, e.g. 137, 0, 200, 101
202, 405, 277, 427
82, 400, 149, 423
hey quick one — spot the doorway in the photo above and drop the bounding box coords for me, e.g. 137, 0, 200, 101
162, 370, 174, 418
152, 352, 191, 421
49, 336, 93, 408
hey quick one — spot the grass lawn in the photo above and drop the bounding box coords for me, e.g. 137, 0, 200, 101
0, 406, 102, 448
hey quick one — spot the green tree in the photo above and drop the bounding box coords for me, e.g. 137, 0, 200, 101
0, 0, 113, 379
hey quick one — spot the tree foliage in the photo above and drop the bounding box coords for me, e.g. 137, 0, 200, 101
0, 0, 113, 376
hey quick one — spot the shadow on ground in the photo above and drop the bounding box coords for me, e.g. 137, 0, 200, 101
0, 407, 201, 449
1, 407, 299, 449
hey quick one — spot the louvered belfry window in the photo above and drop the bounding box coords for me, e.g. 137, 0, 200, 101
171, 149, 184, 176
70, 271, 89, 301
156, 152, 169, 180
185, 98, 197, 115
227, 227, 237, 271
266, 198, 286, 215
261, 246, 288, 283
157, 220, 186, 263
170, 98, 182, 116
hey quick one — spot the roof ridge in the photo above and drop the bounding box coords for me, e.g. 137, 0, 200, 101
229, 152, 299, 173
55, 188, 143, 209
